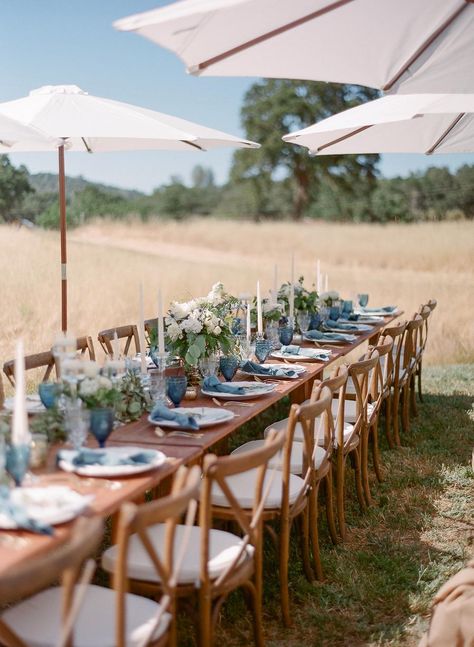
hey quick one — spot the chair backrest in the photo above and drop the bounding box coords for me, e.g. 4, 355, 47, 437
98, 325, 141, 357
3, 349, 57, 387
114, 464, 201, 647
200, 431, 285, 595
0, 516, 104, 646
0, 373, 4, 409
76, 336, 96, 361
318, 365, 349, 449
403, 314, 424, 371
418, 303, 433, 355
383, 320, 407, 390
368, 335, 394, 412
348, 352, 380, 433
427, 298, 437, 312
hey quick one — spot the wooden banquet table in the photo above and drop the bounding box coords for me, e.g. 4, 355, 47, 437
0, 312, 401, 578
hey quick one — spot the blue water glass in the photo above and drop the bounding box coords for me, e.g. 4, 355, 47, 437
90, 408, 115, 448
342, 300, 353, 314
255, 339, 272, 364
6, 444, 30, 487
279, 326, 294, 346
219, 356, 239, 382
38, 382, 60, 409
329, 306, 340, 321
166, 376, 188, 407
358, 293, 369, 308
309, 312, 321, 330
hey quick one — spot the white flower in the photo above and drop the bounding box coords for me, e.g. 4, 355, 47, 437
169, 301, 190, 321
83, 361, 100, 378
207, 282, 225, 305
167, 320, 183, 342
79, 377, 100, 397
213, 325, 222, 335
98, 376, 113, 389
182, 317, 203, 334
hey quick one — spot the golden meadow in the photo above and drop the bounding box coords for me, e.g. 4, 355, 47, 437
1, 219, 472, 381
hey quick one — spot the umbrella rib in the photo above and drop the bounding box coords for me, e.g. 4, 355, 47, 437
315, 124, 373, 153
191, 0, 355, 74
81, 137, 93, 153
383, 1, 470, 91
426, 112, 466, 154
182, 139, 205, 150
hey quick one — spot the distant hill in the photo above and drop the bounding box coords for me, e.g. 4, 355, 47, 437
28, 172, 144, 201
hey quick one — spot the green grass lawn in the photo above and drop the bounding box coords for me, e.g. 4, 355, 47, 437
206, 365, 474, 647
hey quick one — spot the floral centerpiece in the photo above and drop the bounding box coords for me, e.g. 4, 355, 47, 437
319, 290, 340, 307
250, 296, 285, 326
278, 276, 319, 315
76, 374, 121, 410
165, 283, 239, 371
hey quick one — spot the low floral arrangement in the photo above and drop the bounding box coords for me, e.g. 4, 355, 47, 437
319, 290, 340, 307
76, 374, 121, 410
251, 296, 285, 325
115, 371, 151, 423
278, 276, 319, 314
165, 283, 239, 369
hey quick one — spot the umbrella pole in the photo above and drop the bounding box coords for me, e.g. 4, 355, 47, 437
58, 144, 67, 332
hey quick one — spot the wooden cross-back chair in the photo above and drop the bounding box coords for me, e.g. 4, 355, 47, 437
3, 349, 56, 388
362, 336, 394, 503
224, 388, 333, 626
400, 314, 424, 438
0, 373, 4, 409
0, 516, 104, 647
98, 325, 141, 357
383, 320, 408, 447
75, 336, 96, 361
102, 433, 285, 647
415, 303, 434, 403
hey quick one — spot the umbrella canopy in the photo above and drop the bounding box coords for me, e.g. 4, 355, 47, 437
282, 93, 474, 155
0, 85, 259, 331
0, 114, 57, 150
113, 0, 474, 93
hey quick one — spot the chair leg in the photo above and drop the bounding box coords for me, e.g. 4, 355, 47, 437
336, 448, 347, 541
371, 418, 384, 483
384, 394, 395, 450
352, 448, 367, 513
360, 426, 373, 506
198, 586, 213, 647
279, 514, 292, 627
325, 467, 338, 545
392, 388, 402, 447
301, 504, 315, 582
242, 581, 265, 647
401, 383, 410, 435
308, 487, 323, 581
417, 359, 424, 402
410, 373, 418, 417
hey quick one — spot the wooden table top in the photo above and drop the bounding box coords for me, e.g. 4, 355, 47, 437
0, 312, 401, 576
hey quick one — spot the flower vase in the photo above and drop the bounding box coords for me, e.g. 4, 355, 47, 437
184, 366, 200, 400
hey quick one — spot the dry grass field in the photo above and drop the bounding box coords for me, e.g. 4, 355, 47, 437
1, 218, 473, 374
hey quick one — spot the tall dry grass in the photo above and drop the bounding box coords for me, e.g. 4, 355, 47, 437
0, 218, 472, 378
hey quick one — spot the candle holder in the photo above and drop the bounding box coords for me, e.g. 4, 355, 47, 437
149, 351, 170, 406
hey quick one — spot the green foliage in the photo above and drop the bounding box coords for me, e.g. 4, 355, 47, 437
30, 408, 67, 444
230, 80, 380, 219
0, 156, 33, 222
115, 371, 151, 423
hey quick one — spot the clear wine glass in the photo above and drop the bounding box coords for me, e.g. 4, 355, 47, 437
296, 311, 310, 336
198, 354, 219, 378
64, 401, 90, 452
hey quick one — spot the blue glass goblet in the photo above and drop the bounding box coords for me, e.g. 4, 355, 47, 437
6, 444, 30, 487
166, 376, 188, 407
38, 382, 60, 409
90, 408, 115, 448
342, 300, 353, 315
309, 312, 321, 330
255, 339, 272, 364
358, 293, 369, 308
278, 326, 294, 346
219, 356, 239, 382
329, 306, 340, 321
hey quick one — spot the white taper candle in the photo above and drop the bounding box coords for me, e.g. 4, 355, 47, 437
139, 283, 147, 375
158, 289, 165, 354
256, 281, 263, 335
12, 339, 29, 446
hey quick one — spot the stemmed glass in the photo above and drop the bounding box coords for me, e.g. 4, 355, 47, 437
5, 444, 30, 487
254, 337, 272, 363
64, 401, 90, 452
357, 293, 369, 308
237, 335, 253, 362
166, 376, 188, 407
296, 311, 310, 337
198, 354, 219, 378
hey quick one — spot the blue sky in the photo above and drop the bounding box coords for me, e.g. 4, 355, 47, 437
1, 1, 472, 194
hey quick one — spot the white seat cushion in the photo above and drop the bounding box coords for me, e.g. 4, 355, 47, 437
1, 584, 169, 647
211, 467, 306, 510
102, 524, 252, 585
264, 416, 354, 447
332, 398, 374, 424
232, 439, 327, 475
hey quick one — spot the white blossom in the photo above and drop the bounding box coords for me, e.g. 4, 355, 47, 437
79, 377, 100, 397
167, 320, 183, 342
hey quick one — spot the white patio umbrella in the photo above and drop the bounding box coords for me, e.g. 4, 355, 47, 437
0, 114, 57, 149
282, 94, 474, 155
0, 84, 259, 331
113, 0, 474, 94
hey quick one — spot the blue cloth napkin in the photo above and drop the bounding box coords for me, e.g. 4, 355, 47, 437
323, 319, 360, 331
305, 329, 356, 342
361, 305, 396, 313
150, 404, 199, 430
0, 487, 53, 535
240, 360, 297, 378
202, 375, 247, 395
62, 448, 158, 467
280, 345, 301, 355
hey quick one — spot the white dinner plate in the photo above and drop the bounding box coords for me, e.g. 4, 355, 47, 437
271, 349, 331, 362
354, 308, 398, 316
148, 407, 235, 429
4, 395, 45, 414
201, 381, 275, 400
240, 363, 306, 379
340, 316, 384, 324
323, 323, 373, 333
58, 446, 167, 478
0, 486, 93, 529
